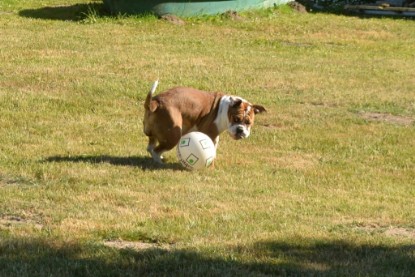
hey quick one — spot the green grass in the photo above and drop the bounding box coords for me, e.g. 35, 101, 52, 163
1, 1, 414, 276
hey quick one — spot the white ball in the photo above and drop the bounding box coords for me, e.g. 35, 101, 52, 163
176, 132, 216, 170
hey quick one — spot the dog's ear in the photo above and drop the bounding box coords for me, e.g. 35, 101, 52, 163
253, 105, 266, 114
148, 100, 159, 112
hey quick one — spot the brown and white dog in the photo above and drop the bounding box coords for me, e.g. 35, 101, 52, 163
143, 81, 266, 164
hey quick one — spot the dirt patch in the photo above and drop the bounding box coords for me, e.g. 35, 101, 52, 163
359, 112, 414, 126
160, 14, 185, 25
353, 224, 415, 239
222, 10, 243, 20
0, 175, 32, 186
384, 227, 415, 239
103, 239, 173, 251
0, 215, 43, 230
288, 1, 308, 13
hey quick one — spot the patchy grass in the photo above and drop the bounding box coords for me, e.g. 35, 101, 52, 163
0, 0, 414, 276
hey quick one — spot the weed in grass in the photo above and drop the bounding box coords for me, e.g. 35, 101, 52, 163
80, 4, 99, 24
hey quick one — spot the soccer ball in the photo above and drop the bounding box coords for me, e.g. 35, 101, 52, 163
176, 132, 216, 170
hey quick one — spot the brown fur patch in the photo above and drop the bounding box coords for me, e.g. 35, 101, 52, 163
227, 100, 255, 127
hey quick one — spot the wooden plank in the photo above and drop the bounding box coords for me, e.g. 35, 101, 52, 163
344, 4, 415, 12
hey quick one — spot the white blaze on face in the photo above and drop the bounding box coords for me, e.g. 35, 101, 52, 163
245, 105, 251, 116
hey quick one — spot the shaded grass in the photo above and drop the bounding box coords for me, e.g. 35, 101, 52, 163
0, 0, 414, 275
0, 237, 414, 276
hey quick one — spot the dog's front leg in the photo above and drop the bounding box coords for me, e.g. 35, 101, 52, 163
213, 136, 219, 150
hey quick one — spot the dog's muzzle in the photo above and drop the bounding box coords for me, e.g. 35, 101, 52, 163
229, 125, 250, 140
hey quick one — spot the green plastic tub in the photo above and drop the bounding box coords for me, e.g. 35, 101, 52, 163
102, 0, 289, 17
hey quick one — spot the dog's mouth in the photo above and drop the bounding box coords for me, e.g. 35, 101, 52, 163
229, 132, 248, 140
233, 134, 246, 140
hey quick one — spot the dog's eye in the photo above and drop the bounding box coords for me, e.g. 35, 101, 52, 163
232, 116, 242, 123
245, 119, 252, 125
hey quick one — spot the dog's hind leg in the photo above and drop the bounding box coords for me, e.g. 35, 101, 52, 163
151, 126, 182, 164
146, 136, 164, 164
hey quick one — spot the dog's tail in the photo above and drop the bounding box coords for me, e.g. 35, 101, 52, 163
144, 80, 159, 112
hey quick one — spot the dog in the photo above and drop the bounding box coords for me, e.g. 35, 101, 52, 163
143, 80, 266, 164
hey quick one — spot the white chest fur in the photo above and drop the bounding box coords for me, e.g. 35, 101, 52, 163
213, 96, 232, 133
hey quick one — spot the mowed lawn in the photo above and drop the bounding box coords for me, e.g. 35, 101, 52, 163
0, 0, 414, 276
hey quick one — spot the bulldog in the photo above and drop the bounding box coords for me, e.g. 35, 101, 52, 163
143, 81, 266, 164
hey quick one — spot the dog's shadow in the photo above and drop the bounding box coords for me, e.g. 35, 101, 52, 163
43, 155, 183, 171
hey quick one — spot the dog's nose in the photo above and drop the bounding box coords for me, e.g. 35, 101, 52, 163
236, 126, 244, 134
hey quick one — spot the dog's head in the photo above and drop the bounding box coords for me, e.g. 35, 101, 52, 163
227, 97, 266, 140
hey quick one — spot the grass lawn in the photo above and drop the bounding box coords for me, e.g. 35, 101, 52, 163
0, 0, 414, 276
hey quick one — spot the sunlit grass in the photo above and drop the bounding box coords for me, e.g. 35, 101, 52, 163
0, 0, 414, 275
